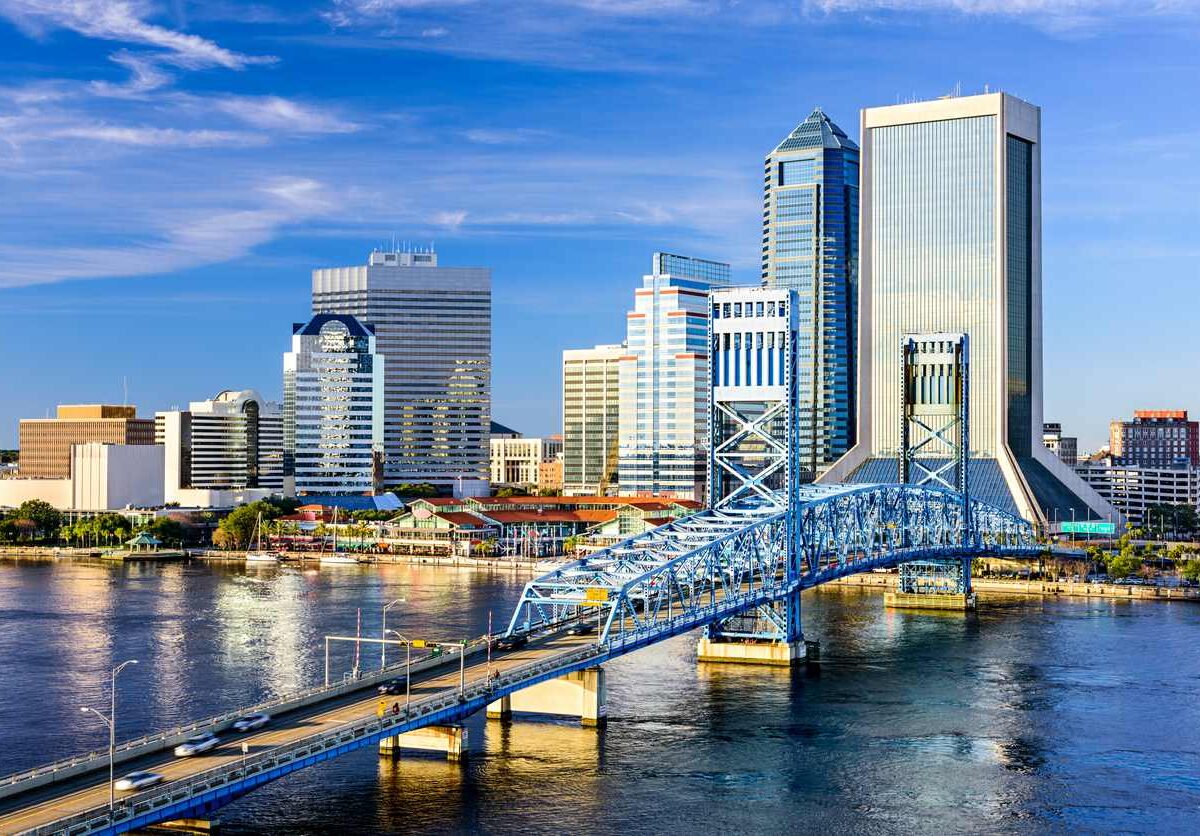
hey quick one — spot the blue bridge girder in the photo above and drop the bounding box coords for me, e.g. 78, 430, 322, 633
506, 482, 1038, 649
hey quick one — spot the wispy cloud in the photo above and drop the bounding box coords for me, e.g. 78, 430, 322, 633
462, 128, 552, 145
211, 96, 361, 134
803, 0, 1198, 32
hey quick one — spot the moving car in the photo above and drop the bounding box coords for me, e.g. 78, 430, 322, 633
232, 712, 271, 732
495, 634, 529, 651
567, 622, 596, 636
114, 771, 163, 792
378, 678, 408, 695
174, 732, 219, 757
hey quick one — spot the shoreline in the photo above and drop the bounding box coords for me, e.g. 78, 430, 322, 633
824, 572, 1200, 602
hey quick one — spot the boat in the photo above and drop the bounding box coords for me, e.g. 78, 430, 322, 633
245, 512, 281, 564
320, 508, 359, 565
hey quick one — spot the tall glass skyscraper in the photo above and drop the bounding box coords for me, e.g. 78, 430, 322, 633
821, 92, 1116, 527
312, 249, 491, 497
762, 108, 859, 481
619, 252, 730, 500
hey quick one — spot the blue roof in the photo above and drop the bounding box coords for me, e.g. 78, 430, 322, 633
292, 313, 375, 337
775, 108, 858, 153
298, 493, 403, 512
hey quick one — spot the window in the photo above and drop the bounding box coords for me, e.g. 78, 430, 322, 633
780, 158, 817, 186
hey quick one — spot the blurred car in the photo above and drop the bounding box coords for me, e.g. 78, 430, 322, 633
495, 634, 529, 651
232, 713, 271, 732
378, 678, 408, 695
114, 771, 163, 792
567, 622, 596, 636
174, 732, 219, 757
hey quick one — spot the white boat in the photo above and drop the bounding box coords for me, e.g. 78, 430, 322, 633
245, 512, 281, 564
319, 508, 359, 565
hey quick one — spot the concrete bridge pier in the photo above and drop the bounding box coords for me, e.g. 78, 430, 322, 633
696, 636, 808, 666
884, 558, 976, 610
379, 725, 467, 761
487, 667, 607, 726
140, 819, 219, 835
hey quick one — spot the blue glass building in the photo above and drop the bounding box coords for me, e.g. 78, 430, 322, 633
762, 109, 859, 481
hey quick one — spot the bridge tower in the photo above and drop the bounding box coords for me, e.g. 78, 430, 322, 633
699, 285, 808, 664
890, 332, 976, 609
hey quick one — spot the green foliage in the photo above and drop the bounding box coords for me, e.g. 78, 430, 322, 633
214, 500, 286, 550
350, 510, 393, 521
0, 499, 63, 543
61, 513, 133, 546
142, 516, 187, 545
1105, 549, 1142, 579
0, 449, 17, 464
386, 483, 439, 498
495, 487, 520, 498
1181, 560, 1200, 583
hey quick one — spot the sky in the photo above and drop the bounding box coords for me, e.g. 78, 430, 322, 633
0, 0, 1197, 452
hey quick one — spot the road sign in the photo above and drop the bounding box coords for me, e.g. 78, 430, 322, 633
1061, 520, 1115, 535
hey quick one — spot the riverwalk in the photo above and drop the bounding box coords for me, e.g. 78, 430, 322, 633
826, 572, 1200, 602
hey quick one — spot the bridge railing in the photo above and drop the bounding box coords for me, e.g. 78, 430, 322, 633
23, 642, 605, 836
0, 637, 491, 800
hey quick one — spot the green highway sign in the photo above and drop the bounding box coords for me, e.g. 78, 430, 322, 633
1060, 520, 1116, 535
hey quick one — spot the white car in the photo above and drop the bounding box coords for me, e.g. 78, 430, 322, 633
174, 732, 219, 757
232, 713, 271, 732
114, 771, 163, 792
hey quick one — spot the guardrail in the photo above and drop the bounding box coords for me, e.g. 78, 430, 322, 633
21, 643, 605, 836
0, 638, 491, 802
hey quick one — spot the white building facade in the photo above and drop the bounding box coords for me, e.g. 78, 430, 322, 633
619, 253, 729, 500
312, 249, 491, 497
1075, 460, 1198, 528
563, 344, 623, 496
822, 92, 1116, 527
490, 437, 563, 487
284, 314, 385, 496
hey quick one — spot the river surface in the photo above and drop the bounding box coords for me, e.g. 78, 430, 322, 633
1, 557, 1198, 835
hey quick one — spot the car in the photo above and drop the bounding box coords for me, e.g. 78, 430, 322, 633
114, 771, 163, 792
495, 634, 529, 651
567, 622, 596, 636
377, 678, 408, 695
232, 713, 271, 732
174, 732, 219, 757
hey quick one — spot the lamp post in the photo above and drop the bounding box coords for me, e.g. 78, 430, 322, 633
381, 598, 406, 669
80, 659, 138, 810
384, 629, 412, 711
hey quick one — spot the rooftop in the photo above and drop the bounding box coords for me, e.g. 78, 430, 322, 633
774, 108, 858, 153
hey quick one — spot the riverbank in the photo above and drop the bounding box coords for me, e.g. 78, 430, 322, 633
826, 572, 1200, 602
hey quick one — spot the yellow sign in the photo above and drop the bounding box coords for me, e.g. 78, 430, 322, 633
411, 639, 427, 648
583, 587, 610, 605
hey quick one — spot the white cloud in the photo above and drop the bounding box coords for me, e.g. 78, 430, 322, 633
462, 128, 551, 145
421, 26, 448, 37
49, 123, 263, 147
0, 0, 275, 69
212, 96, 361, 135
804, 0, 1198, 31
90, 51, 175, 98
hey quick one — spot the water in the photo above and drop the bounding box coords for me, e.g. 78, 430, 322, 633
1, 558, 1198, 835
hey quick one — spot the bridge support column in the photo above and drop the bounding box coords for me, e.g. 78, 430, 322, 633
141, 820, 219, 835
696, 635, 806, 666
379, 725, 467, 761
885, 559, 976, 610
487, 667, 606, 726
698, 591, 814, 667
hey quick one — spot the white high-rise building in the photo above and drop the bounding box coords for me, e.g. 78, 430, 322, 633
619, 252, 730, 500
284, 314, 385, 496
156, 389, 285, 506
312, 249, 491, 497
562, 344, 623, 496
822, 92, 1115, 527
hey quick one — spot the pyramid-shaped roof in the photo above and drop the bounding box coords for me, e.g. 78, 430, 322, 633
775, 108, 858, 153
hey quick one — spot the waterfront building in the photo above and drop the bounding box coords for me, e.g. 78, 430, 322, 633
562, 344, 624, 496
155, 389, 286, 506
762, 109, 860, 479
283, 314, 385, 496
312, 248, 491, 497
1043, 422, 1079, 467
0, 442, 164, 512
822, 92, 1116, 527
18, 405, 154, 479
1075, 458, 1198, 528
1109, 410, 1198, 468
490, 436, 563, 488
619, 252, 730, 500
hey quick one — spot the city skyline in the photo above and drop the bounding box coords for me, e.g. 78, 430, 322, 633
1, 2, 1198, 453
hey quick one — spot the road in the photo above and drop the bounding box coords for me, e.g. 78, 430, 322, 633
0, 631, 596, 835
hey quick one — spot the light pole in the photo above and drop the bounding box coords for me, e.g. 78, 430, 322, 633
385, 629, 412, 710
80, 659, 138, 810
381, 598, 406, 669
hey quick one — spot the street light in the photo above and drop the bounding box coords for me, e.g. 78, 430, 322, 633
80, 659, 138, 810
381, 598, 406, 669
384, 629, 412, 711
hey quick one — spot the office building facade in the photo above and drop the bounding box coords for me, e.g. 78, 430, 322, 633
1075, 459, 1197, 528
1109, 410, 1199, 468
313, 249, 491, 497
619, 253, 730, 500
1042, 422, 1078, 467
822, 92, 1115, 526
762, 108, 860, 479
490, 436, 563, 487
284, 314, 385, 496
156, 389, 286, 505
563, 344, 623, 496
18, 405, 154, 479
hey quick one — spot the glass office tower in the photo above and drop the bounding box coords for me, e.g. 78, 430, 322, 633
821, 92, 1116, 528
762, 108, 859, 481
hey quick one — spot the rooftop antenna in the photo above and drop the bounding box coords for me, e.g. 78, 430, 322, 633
984, 83, 990, 94
122, 376, 129, 406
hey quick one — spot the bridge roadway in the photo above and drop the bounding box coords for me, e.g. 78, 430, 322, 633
0, 630, 597, 835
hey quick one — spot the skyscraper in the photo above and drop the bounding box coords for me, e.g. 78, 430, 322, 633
283, 314, 384, 496
562, 344, 623, 496
312, 249, 491, 497
619, 252, 730, 500
762, 108, 859, 480
822, 92, 1115, 526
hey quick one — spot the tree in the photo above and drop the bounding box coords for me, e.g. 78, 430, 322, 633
387, 482, 439, 498
495, 487, 520, 498
144, 517, 186, 546
214, 500, 284, 550
15, 500, 62, 542
1181, 560, 1200, 583
1106, 549, 1142, 579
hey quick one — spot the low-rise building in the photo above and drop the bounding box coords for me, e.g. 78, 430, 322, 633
1110, 410, 1199, 468
1075, 457, 1198, 527
0, 442, 164, 512
490, 436, 563, 488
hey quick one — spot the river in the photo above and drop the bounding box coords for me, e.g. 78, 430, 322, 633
1, 558, 1197, 834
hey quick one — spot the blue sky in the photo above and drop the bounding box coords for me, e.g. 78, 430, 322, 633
0, 0, 1197, 451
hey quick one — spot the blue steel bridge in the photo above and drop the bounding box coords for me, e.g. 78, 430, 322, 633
0, 291, 1042, 834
